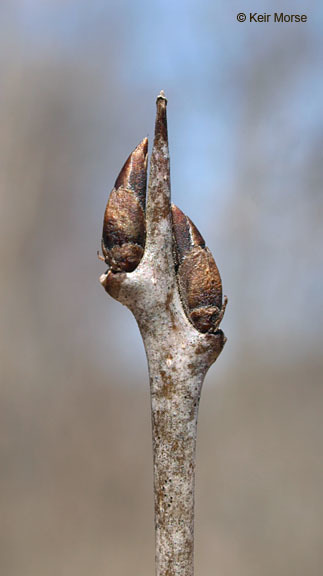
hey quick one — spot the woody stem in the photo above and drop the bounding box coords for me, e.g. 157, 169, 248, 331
100, 91, 226, 576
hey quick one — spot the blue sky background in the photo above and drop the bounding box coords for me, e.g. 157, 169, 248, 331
1, 0, 323, 378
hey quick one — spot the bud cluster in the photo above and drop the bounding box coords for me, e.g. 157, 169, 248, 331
100, 139, 227, 333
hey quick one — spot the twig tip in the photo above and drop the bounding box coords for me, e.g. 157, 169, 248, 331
157, 90, 167, 103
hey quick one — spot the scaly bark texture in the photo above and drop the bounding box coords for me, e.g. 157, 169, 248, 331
100, 92, 226, 576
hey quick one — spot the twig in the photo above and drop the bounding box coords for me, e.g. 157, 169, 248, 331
100, 91, 227, 576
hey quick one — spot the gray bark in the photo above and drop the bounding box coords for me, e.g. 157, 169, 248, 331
100, 92, 226, 576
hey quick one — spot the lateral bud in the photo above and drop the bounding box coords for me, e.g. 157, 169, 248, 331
101, 138, 148, 272
171, 204, 227, 333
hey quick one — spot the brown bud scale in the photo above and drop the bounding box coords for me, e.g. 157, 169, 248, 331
103, 188, 145, 249
114, 138, 148, 209
171, 204, 225, 334
171, 204, 205, 268
102, 138, 148, 272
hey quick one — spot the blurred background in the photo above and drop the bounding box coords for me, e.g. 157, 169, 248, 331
1, 1, 323, 575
